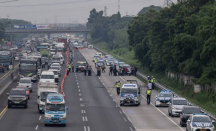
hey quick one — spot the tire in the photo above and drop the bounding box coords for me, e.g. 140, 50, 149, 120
8, 104, 11, 108
45, 124, 48, 126
24, 104, 28, 108
39, 110, 43, 114
62, 124, 66, 127
120, 104, 123, 106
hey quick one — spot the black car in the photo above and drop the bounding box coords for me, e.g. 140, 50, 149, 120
180, 106, 202, 127
7, 88, 28, 108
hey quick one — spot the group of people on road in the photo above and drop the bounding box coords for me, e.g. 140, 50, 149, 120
147, 76, 155, 90
84, 65, 92, 76
109, 65, 138, 76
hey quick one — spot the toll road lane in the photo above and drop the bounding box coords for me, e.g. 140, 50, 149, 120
0, 61, 19, 81
80, 48, 184, 131
74, 50, 134, 131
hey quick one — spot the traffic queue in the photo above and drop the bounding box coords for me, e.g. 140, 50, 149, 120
7, 38, 69, 127
91, 50, 215, 131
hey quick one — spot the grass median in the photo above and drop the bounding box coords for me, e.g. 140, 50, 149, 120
92, 42, 216, 117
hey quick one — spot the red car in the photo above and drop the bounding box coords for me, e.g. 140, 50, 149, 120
16, 85, 30, 100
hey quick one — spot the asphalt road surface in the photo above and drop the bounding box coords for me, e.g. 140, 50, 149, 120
80, 48, 185, 131
0, 50, 135, 131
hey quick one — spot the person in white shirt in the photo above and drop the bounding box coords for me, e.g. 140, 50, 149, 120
148, 81, 152, 90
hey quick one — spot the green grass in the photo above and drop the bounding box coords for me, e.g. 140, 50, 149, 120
92, 41, 216, 117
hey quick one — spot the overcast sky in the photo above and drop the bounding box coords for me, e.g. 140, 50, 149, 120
0, 0, 177, 24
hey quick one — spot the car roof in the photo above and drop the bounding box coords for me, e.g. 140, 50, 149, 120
11, 88, 25, 91
41, 71, 54, 75
122, 84, 138, 88
77, 61, 87, 63
20, 77, 31, 80
48, 69, 58, 71
16, 85, 28, 88
183, 106, 199, 109
172, 98, 187, 100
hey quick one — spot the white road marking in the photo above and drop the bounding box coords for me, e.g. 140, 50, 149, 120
79, 89, 80, 92
123, 111, 126, 114
123, 117, 127, 122
80, 104, 84, 107
120, 76, 126, 81
141, 95, 184, 131
39, 116, 41, 120
79, 93, 81, 96
85, 116, 88, 121
119, 111, 122, 114
127, 117, 131, 122
116, 104, 118, 107
87, 126, 90, 131
84, 126, 87, 131
130, 127, 133, 131
82, 116, 85, 121
80, 98, 83, 101
84, 110, 86, 113
35, 125, 38, 130
77, 82, 79, 85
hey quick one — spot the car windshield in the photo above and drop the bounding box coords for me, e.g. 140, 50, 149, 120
193, 116, 211, 122
41, 75, 54, 79
173, 100, 187, 105
17, 87, 28, 91
10, 90, 25, 95
40, 92, 54, 100
46, 104, 65, 111
19, 79, 31, 83
183, 108, 201, 114
52, 71, 58, 75
50, 50, 56, 52
77, 63, 87, 66
52, 57, 60, 61
159, 93, 172, 97
121, 88, 137, 93
20, 63, 36, 70
50, 67, 60, 70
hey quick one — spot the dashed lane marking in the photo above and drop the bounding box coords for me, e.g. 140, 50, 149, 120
123, 117, 127, 122
130, 127, 133, 131
39, 116, 41, 120
119, 111, 122, 114
35, 125, 38, 130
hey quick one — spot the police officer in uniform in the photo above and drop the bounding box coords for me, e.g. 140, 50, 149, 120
116, 80, 121, 95
146, 88, 151, 105
151, 76, 155, 90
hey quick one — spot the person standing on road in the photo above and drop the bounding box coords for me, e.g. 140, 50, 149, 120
148, 81, 152, 90
71, 63, 74, 72
146, 88, 151, 105
102, 65, 105, 73
151, 76, 155, 90
94, 59, 97, 67
97, 65, 101, 76
116, 80, 121, 95
113, 65, 117, 76
88, 65, 92, 76
67, 64, 71, 73
134, 66, 138, 76
109, 66, 113, 76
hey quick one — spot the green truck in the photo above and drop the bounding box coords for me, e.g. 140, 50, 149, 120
40, 49, 50, 66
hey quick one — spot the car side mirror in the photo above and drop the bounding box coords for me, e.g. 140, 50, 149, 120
7, 93, 9, 96
66, 106, 68, 110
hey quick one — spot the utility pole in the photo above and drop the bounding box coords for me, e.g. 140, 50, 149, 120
164, 0, 173, 7
104, 6, 107, 16
118, 0, 120, 12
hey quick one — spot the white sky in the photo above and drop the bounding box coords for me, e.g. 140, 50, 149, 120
0, 0, 177, 24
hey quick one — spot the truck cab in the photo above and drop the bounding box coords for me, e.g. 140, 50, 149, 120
43, 93, 68, 126
120, 80, 141, 106
37, 83, 58, 113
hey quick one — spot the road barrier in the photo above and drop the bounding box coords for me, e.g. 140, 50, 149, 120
0, 64, 19, 95
93, 46, 216, 121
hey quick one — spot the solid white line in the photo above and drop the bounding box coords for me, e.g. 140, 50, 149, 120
120, 76, 126, 81
102, 83, 104, 85
130, 127, 133, 131
39, 116, 41, 120
84, 126, 87, 131
87, 126, 90, 131
79, 89, 80, 92
116, 104, 118, 107
127, 117, 131, 122
119, 111, 122, 114
35, 125, 38, 130
123, 117, 127, 122
141, 95, 184, 131
85, 117, 88, 121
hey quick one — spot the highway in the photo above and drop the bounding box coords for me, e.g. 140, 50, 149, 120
80, 48, 185, 131
0, 50, 134, 131
0, 61, 19, 81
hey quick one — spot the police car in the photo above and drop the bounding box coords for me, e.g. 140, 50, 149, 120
186, 113, 214, 131
155, 90, 173, 107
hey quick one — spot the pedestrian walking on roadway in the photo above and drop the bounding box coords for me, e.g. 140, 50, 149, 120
88, 65, 92, 76
109, 66, 113, 76
148, 81, 152, 90
151, 76, 155, 90
97, 65, 101, 76
116, 80, 121, 95
102, 65, 105, 73
84, 66, 88, 76
71, 63, 74, 72
113, 65, 117, 76
146, 88, 151, 105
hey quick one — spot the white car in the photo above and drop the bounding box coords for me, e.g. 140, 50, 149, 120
50, 63, 61, 69
48, 69, 59, 83
168, 98, 188, 117
18, 77, 33, 92
39, 71, 56, 84
186, 113, 214, 131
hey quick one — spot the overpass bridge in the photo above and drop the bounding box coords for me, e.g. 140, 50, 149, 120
5, 23, 93, 40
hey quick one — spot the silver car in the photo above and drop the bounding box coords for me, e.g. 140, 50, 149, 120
18, 77, 33, 92
168, 98, 188, 117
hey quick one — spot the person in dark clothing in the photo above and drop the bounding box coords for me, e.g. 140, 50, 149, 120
134, 66, 138, 76
67, 68, 70, 75
131, 66, 134, 75
84, 66, 88, 76
97, 66, 101, 76
113, 65, 117, 76
109, 66, 113, 76
88, 66, 92, 76
102, 65, 105, 73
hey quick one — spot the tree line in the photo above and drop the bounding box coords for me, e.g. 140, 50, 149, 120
127, 0, 216, 85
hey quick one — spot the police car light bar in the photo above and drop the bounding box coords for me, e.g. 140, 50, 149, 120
160, 90, 172, 93
193, 113, 208, 115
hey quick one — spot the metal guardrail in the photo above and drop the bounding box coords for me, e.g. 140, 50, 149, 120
93, 46, 216, 121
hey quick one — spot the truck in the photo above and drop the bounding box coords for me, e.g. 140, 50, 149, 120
0, 50, 14, 71
58, 38, 68, 51
40, 49, 50, 66
37, 83, 58, 113
43, 93, 68, 126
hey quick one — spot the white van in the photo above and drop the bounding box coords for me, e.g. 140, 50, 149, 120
48, 69, 59, 83
39, 71, 55, 84
56, 53, 64, 64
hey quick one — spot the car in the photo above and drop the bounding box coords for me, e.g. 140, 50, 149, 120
92, 55, 101, 62
50, 63, 61, 69
180, 106, 202, 127
16, 85, 30, 100
48, 69, 59, 83
186, 113, 214, 131
168, 98, 188, 117
155, 90, 173, 107
96, 59, 105, 67
76, 61, 87, 72
106, 58, 115, 66
39, 71, 56, 84
7, 88, 28, 108
18, 77, 33, 92
49, 66, 61, 76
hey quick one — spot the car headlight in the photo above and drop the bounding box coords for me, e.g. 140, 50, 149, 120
45, 117, 51, 120
22, 97, 27, 100
134, 97, 138, 101
8, 97, 12, 100
172, 106, 176, 109
60, 117, 66, 120
120, 97, 124, 101
33, 75, 37, 78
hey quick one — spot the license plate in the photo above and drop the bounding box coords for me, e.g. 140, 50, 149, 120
14, 101, 20, 103
200, 129, 206, 131
162, 103, 167, 105
53, 120, 58, 123
126, 99, 130, 101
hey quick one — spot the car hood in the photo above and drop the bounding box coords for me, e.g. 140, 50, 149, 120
9, 95, 26, 98
39, 79, 55, 83
173, 105, 185, 110
19, 83, 31, 86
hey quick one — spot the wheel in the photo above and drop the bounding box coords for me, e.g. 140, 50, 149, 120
62, 124, 66, 127
45, 124, 48, 126
8, 104, 11, 108
24, 105, 28, 108
120, 104, 123, 106
171, 112, 174, 117
39, 110, 43, 114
